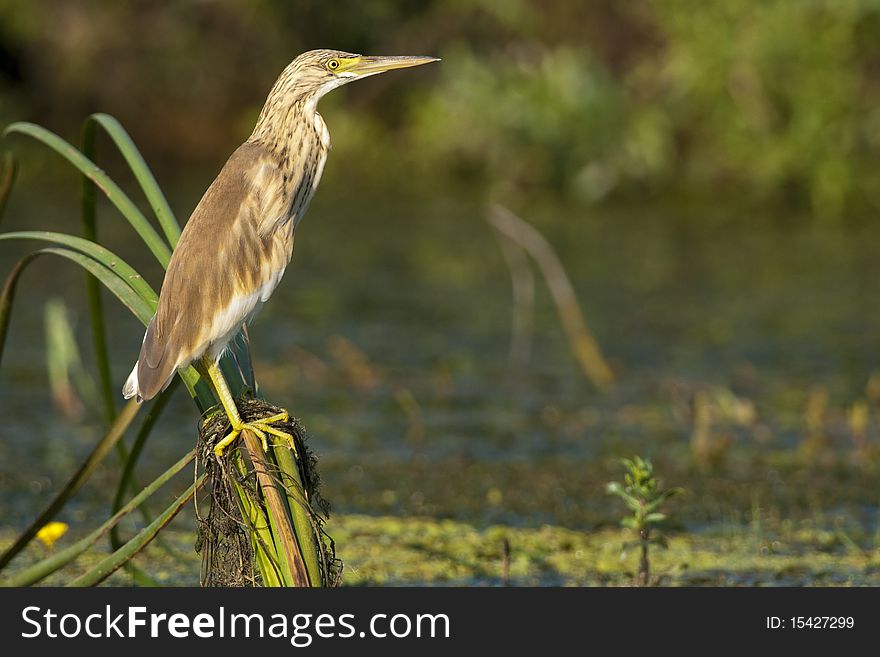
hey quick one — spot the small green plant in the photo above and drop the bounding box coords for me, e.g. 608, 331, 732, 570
606, 456, 682, 586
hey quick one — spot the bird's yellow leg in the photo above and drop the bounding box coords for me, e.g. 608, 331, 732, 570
204, 359, 294, 456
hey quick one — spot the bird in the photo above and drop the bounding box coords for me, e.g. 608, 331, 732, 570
122, 49, 438, 455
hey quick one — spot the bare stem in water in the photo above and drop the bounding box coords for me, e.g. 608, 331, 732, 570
487, 205, 615, 390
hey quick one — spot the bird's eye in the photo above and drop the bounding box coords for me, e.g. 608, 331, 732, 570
326, 59, 340, 71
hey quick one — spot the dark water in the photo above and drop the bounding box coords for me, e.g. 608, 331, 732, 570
2, 180, 880, 583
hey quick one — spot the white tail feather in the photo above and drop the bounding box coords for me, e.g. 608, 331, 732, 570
122, 361, 139, 400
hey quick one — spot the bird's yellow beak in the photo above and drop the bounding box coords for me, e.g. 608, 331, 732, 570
347, 55, 440, 76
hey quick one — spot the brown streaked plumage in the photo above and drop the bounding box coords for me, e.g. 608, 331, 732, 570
123, 49, 438, 404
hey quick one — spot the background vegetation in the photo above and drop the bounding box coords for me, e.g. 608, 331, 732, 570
3, 0, 880, 216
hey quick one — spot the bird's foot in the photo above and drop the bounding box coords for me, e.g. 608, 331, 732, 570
213, 410, 295, 457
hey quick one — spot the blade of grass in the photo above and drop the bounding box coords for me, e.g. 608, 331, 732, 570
80, 118, 116, 425
79, 112, 185, 424
0, 254, 36, 369
84, 114, 181, 247
0, 151, 16, 222
76, 125, 147, 543
0, 399, 140, 571
2, 122, 171, 266
2, 449, 196, 587
68, 474, 205, 587
0, 230, 157, 307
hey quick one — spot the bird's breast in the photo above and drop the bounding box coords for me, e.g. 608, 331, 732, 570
286, 117, 330, 230
252, 111, 330, 247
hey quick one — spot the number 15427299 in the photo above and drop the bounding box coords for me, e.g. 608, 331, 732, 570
766, 616, 854, 629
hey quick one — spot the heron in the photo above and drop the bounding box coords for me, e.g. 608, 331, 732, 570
122, 49, 438, 455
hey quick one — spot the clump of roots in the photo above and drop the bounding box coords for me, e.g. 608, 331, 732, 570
194, 398, 340, 587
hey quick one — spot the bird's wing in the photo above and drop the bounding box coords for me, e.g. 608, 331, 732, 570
134, 141, 290, 400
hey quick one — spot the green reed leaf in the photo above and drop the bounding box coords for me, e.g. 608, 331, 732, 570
0, 230, 157, 308
2, 122, 171, 266
83, 113, 181, 248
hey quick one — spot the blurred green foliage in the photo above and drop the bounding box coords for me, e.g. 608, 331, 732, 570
1, 0, 879, 217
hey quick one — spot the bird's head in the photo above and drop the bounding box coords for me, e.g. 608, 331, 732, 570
277, 49, 439, 105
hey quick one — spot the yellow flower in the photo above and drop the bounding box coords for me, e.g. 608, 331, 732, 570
36, 521, 69, 549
